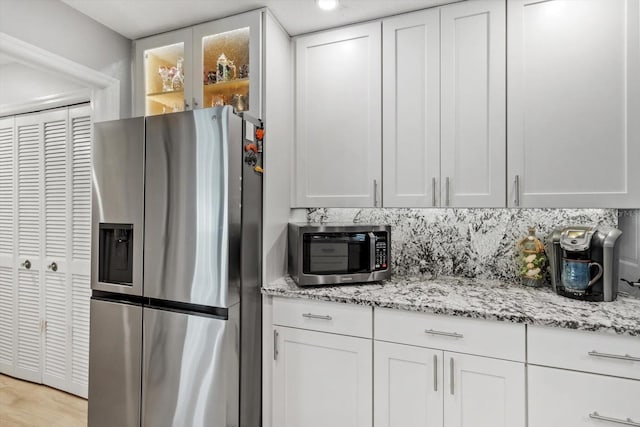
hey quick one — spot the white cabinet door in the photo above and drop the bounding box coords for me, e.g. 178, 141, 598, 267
273, 326, 372, 427
529, 365, 640, 427
444, 352, 525, 427
507, 0, 640, 208
41, 109, 69, 392
0, 117, 15, 376
374, 341, 443, 427
382, 9, 440, 207
440, 0, 506, 207
133, 28, 193, 116
14, 114, 43, 384
293, 22, 382, 207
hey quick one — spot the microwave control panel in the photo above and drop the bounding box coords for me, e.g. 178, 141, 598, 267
374, 232, 388, 270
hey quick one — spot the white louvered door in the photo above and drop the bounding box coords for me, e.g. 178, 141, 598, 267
0, 117, 15, 376
14, 113, 43, 383
2, 105, 92, 398
68, 105, 92, 398
42, 109, 70, 392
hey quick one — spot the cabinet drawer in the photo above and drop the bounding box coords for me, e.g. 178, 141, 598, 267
529, 365, 640, 427
375, 308, 525, 361
273, 297, 372, 338
528, 325, 640, 380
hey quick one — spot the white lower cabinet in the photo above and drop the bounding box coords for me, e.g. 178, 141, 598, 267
374, 342, 525, 427
444, 352, 525, 427
374, 341, 443, 427
269, 297, 634, 427
529, 366, 640, 427
527, 325, 640, 427
272, 326, 372, 427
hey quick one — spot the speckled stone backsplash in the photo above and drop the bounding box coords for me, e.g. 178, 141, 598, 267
291, 208, 618, 282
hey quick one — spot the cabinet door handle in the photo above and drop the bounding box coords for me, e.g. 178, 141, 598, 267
184, 99, 190, 110
424, 329, 464, 339
432, 177, 437, 207
302, 313, 332, 321
21, 260, 31, 270
445, 177, 450, 207
589, 412, 640, 426
433, 354, 438, 392
450, 357, 455, 395
193, 97, 198, 108
47, 262, 58, 272
273, 329, 279, 361
514, 175, 520, 206
373, 179, 378, 207
588, 350, 640, 363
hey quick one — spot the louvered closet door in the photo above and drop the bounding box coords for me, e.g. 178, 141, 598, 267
41, 109, 70, 392
14, 113, 43, 383
68, 105, 92, 398
0, 117, 15, 376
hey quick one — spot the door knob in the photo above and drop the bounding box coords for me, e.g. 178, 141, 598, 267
21, 260, 31, 270
48, 262, 58, 272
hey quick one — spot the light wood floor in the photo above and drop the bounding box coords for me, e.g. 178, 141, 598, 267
0, 374, 87, 427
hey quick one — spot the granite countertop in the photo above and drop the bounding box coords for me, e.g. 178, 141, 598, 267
262, 276, 640, 336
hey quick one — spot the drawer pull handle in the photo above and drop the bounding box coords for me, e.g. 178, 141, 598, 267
302, 313, 332, 321
589, 412, 640, 426
588, 351, 640, 362
424, 329, 464, 339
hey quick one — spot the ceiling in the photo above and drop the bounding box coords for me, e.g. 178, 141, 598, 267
60, 0, 454, 40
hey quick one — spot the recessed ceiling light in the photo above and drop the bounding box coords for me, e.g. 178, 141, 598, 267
316, 0, 339, 11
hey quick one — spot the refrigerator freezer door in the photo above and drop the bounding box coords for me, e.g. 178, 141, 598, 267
88, 298, 142, 427
141, 305, 239, 427
92, 117, 145, 296
144, 107, 241, 307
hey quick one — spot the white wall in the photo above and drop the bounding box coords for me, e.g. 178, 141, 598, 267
0, 0, 131, 117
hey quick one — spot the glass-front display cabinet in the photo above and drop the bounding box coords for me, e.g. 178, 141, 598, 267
134, 28, 193, 117
133, 11, 261, 118
193, 10, 262, 117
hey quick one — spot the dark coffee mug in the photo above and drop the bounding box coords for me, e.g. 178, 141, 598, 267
561, 258, 603, 292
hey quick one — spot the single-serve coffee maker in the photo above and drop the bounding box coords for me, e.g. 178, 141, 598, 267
547, 226, 623, 301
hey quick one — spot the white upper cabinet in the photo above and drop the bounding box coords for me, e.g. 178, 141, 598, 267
383, 9, 441, 207
383, 1, 506, 208
507, 0, 640, 208
133, 10, 262, 117
440, 0, 506, 207
293, 22, 382, 208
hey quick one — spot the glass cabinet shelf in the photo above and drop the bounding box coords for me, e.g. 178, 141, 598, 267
146, 89, 185, 114
203, 78, 249, 109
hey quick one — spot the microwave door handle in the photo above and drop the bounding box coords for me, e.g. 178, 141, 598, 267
368, 232, 376, 272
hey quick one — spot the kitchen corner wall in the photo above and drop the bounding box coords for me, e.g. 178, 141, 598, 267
291, 208, 620, 284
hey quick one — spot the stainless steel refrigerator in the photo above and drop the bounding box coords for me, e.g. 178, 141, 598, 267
87, 106, 262, 427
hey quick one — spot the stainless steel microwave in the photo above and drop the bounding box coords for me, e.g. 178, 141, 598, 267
288, 223, 391, 286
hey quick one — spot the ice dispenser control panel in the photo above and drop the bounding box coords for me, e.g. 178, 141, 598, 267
99, 223, 134, 285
